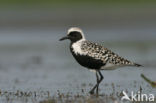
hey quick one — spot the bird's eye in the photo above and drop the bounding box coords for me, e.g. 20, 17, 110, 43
70, 33, 76, 37
72, 34, 77, 37
69, 31, 80, 38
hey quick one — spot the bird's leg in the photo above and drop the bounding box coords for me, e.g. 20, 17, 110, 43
89, 71, 104, 95
96, 71, 100, 95
89, 71, 100, 95
90, 71, 104, 95
97, 71, 104, 93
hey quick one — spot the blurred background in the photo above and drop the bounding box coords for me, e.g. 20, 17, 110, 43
0, 0, 156, 103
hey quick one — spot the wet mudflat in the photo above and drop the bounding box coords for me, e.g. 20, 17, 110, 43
0, 29, 155, 103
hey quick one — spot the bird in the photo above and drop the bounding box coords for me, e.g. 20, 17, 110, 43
59, 27, 142, 95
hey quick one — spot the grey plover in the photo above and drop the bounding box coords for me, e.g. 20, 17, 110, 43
59, 27, 142, 95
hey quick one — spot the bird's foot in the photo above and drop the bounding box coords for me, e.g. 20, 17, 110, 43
96, 90, 99, 96
89, 91, 99, 97
89, 90, 94, 95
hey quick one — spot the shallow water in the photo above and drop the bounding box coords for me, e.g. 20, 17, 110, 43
0, 28, 155, 103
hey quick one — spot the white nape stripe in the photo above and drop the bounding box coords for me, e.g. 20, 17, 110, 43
72, 39, 87, 55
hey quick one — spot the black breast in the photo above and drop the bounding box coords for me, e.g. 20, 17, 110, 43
70, 46, 105, 70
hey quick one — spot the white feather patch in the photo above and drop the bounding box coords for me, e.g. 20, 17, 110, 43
90, 69, 96, 73
101, 62, 125, 70
72, 39, 87, 55
101, 63, 117, 70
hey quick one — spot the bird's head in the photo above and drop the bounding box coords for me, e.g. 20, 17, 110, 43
59, 27, 85, 43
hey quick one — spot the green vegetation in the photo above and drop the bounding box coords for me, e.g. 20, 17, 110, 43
0, 0, 156, 7
141, 74, 156, 88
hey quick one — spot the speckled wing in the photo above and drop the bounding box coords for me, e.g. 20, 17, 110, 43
81, 41, 141, 69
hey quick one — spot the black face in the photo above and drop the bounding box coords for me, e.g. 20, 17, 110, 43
59, 31, 83, 43
68, 31, 83, 42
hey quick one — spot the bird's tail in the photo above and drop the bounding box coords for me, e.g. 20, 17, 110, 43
134, 63, 143, 67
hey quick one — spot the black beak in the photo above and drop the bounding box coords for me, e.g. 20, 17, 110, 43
59, 36, 69, 41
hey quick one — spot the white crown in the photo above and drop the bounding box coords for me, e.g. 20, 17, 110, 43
67, 27, 85, 39
68, 27, 83, 34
